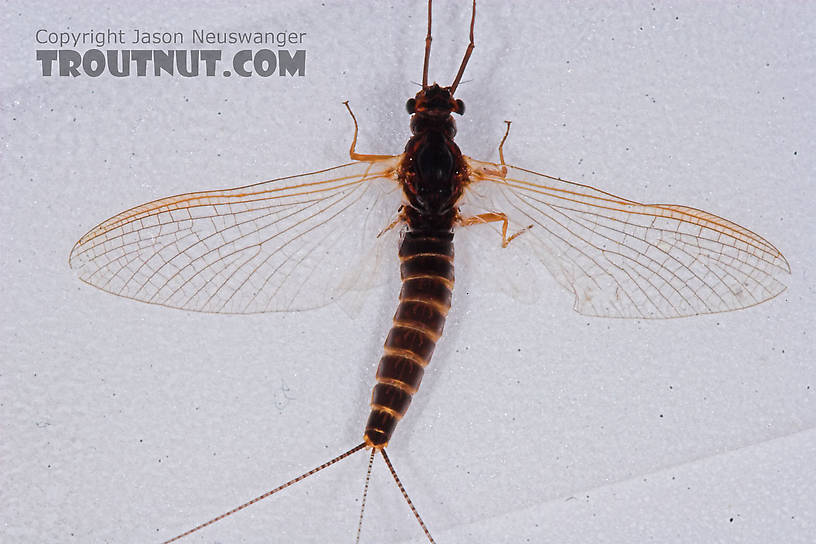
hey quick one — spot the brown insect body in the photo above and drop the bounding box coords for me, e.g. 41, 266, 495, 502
365, 84, 467, 447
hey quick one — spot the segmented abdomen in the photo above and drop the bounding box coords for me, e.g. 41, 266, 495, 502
364, 230, 454, 448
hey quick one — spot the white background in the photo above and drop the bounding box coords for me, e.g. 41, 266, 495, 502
2, 1, 814, 543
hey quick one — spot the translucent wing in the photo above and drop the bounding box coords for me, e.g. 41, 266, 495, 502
463, 158, 790, 318
69, 159, 403, 313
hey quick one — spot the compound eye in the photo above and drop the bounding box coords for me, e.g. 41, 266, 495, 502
454, 99, 465, 115
406, 98, 416, 114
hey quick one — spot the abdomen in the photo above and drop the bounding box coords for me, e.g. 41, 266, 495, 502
364, 230, 454, 448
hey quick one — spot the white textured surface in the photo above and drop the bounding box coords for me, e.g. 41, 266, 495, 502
2, 1, 814, 543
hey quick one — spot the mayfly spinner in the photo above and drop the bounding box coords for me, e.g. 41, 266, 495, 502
69, 1, 790, 542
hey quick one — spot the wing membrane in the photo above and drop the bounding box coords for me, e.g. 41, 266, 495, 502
70, 159, 402, 313
464, 158, 790, 318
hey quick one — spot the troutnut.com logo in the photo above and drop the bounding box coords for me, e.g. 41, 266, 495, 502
35, 28, 307, 77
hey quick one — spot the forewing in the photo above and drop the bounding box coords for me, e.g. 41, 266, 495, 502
463, 158, 790, 318
70, 159, 402, 313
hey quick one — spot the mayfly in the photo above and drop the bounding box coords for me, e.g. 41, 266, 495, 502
69, 1, 790, 542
